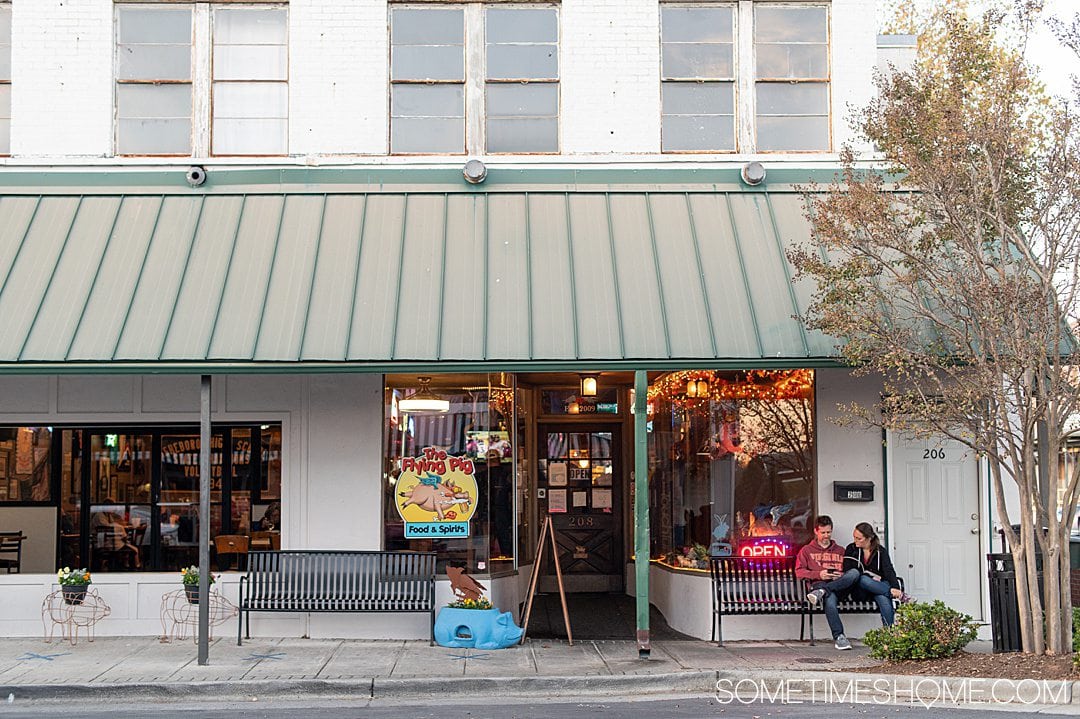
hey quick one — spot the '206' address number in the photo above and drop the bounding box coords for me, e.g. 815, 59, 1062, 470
923, 448, 946, 460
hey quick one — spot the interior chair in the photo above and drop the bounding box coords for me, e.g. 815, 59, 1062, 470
214, 534, 250, 571
0, 532, 25, 573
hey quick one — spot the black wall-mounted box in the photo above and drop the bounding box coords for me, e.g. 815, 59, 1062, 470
833, 481, 875, 502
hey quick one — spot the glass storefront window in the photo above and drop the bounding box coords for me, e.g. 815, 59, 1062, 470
89, 432, 152, 570
648, 370, 816, 569
384, 374, 518, 574
0, 427, 52, 503
2, 424, 281, 574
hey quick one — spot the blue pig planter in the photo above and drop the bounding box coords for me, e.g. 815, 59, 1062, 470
434, 607, 524, 649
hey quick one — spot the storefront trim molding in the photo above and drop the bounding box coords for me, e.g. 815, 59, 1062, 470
0, 165, 905, 195
0, 358, 849, 376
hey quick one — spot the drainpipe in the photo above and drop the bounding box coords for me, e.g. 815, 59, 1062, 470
198, 375, 211, 665
633, 370, 650, 659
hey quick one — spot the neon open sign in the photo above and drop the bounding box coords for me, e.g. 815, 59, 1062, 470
738, 539, 790, 558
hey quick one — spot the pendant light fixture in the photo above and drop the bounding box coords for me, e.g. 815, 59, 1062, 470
580, 373, 599, 397
398, 377, 450, 414
686, 377, 709, 398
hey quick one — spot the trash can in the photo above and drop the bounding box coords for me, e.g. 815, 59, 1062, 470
986, 553, 1022, 653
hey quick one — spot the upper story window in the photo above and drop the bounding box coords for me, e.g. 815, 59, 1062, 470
660, 5, 735, 152
390, 4, 559, 155
754, 4, 830, 152
0, 3, 12, 156
660, 1, 831, 154
115, 3, 288, 157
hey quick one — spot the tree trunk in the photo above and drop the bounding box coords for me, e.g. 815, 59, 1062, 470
1019, 499, 1046, 654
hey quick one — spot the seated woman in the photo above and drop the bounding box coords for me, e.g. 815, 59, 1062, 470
842, 522, 914, 627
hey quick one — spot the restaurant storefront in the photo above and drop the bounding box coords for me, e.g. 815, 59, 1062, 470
0, 166, 984, 644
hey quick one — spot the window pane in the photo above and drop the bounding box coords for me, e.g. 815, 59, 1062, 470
391, 45, 465, 82
214, 8, 288, 45
0, 119, 8, 155
663, 82, 733, 115
214, 45, 288, 81
391, 8, 464, 45
662, 115, 735, 152
213, 82, 288, 118
391, 117, 465, 153
384, 379, 512, 573
757, 115, 829, 152
662, 43, 733, 79
661, 6, 732, 43
486, 117, 558, 153
213, 118, 288, 155
647, 370, 817, 566
0, 84, 10, 117
756, 43, 828, 79
117, 44, 192, 81
118, 7, 192, 44
755, 6, 828, 43
391, 84, 464, 118
119, 118, 192, 155
487, 44, 557, 80
0, 427, 52, 502
487, 8, 558, 43
756, 82, 828, 115
117, 83, 191, 119
486, 83, 558, 118
0, 5, 10, 80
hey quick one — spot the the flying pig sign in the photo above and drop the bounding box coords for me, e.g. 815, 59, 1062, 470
395, 447, 479, 539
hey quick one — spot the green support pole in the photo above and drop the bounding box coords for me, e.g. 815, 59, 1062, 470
634, 370, 650, 659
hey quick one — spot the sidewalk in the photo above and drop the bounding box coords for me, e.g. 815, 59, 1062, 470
0, 636, 1075, 708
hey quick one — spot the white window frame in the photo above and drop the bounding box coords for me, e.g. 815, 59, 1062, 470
389, 2, 560, 156
113, 1, 289, 158
660, 0, 832, 154
0, 3, 11, 157
659, 2, 738, 154
752, 1, 831, 153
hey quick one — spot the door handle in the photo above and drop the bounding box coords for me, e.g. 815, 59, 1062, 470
971, 528, 979, 534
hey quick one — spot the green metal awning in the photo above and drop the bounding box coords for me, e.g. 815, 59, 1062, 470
0, 169, 840, 372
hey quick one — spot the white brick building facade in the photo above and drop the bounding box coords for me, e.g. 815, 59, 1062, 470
4, 0, 879, 161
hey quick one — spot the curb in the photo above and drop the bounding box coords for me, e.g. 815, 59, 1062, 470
372, 671, 718, 698
1, 671, 720, 703
717, 669, 1080, 708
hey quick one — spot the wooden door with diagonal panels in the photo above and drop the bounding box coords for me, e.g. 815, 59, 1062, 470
537, 424, 623, 592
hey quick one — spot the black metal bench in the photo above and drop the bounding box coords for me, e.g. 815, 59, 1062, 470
238, 550, 437, 645
709, 556, 902, 646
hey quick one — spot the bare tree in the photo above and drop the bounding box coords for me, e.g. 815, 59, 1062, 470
789, 3, 1080, 654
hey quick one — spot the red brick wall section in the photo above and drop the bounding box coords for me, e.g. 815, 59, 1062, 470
1071, 569, 1080, 606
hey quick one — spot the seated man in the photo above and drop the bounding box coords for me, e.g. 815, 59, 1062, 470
795, 515, 859, 650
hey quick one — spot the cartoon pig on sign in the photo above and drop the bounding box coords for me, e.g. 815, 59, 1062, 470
399, 473, 472, 520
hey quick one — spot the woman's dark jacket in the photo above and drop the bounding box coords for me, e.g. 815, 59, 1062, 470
842, 542, 901, 592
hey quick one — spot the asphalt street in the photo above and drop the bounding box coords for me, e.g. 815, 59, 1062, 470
0, 696, 1075, 718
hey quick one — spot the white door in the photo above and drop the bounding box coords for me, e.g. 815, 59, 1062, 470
890, 434, 982, 618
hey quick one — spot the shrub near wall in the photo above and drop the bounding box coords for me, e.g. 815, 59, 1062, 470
863, 601, 978, 661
